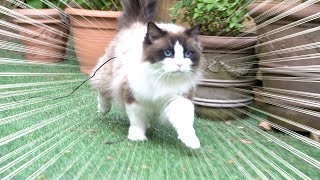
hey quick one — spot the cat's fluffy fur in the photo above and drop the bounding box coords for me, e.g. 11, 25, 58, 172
90, 0, 202, 149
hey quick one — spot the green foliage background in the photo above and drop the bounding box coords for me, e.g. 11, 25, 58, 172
171, 0, 253, 36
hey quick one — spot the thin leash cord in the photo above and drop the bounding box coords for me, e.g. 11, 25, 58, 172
11, 56, 118, 103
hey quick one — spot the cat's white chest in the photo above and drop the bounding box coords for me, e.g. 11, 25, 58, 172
127, 63, 194, 105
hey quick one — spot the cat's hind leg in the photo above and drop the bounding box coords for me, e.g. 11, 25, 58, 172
125, 103, 149, 141
97, 91, 111, 114
163, 97, 200, 149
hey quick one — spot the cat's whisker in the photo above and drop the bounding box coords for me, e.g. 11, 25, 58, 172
155, 71, 167, 83
151, 68, 166, 82
152, 68, 164, 76
185, 73, 195, 84
165, 72, 171, 84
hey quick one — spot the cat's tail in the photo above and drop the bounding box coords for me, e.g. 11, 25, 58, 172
118, 0, 158, 29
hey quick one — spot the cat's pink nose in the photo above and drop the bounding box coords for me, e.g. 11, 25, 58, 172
177, 64, 182, 67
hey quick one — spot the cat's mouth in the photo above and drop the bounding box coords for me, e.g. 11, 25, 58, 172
172, 69, 182, 73
168, 69, 190, 76
172, 68, 190, 73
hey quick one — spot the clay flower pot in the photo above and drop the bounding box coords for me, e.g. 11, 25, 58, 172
65, 8, 121, 74
194, 35, 258, 120
248, 3, 320, 132
13, 9, 69, 63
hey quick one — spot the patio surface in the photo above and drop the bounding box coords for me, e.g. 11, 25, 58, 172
0, 48, 319, 179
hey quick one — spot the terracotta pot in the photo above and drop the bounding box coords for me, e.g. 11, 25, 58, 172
194, 35, 258, 120
13, 9, 69, 63
248, 3, 320, 131
65, 8, 121, 74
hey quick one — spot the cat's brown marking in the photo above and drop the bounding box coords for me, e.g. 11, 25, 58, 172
90, 41, 118, 99
120, 78, 136, 104
184, 89, 194, 100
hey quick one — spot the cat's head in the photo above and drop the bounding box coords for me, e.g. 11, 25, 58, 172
143, 22, 202, 78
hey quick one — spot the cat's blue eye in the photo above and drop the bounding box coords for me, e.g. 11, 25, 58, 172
164, 50, 173, 57
184, 51, 192, 58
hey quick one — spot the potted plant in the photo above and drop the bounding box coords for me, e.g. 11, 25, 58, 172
171, 0, 258, 120
248, 1, 320, 134
65, 0, 122, 74
12, 0, 69, 63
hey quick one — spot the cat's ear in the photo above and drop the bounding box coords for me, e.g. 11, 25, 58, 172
185, 24, 201, 39
146, 22, 166, 43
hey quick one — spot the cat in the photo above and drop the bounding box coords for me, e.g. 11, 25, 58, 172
90, 0, 202, 149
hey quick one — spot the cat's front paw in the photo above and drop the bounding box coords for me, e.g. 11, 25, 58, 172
128, 127, 148, 141
128, 133, 148, 141
179, 134, 201, 149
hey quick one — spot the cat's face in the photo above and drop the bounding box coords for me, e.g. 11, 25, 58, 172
143, 23, 202, 77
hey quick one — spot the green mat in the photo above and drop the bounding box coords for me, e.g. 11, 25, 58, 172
0, 49, 319, 179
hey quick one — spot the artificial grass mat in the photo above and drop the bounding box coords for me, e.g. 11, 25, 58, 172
0, 50, 320, 179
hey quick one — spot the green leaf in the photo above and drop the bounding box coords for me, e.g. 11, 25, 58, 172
203, 0, 214, 3
197, 3, 204, 9
182, 16, 187, 22
193, 13, 200, 19
169, 0, 247, 35
208, 26, 215, 32
216, 4, 226, 11
26, 0, 44, 9
75, 0, 86, 6
238, 9, 247, 17
204, 15, 211, 19
206, 4, 214, 11
231, 17, 238, 23
226, 9, 233, 16
229, 22, 237, 28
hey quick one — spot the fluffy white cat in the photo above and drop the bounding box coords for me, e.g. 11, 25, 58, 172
90, 0, 202, 149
